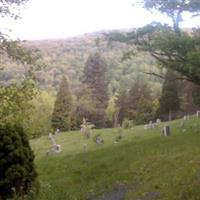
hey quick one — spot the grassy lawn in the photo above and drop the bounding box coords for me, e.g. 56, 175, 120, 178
31, 117, 200, 200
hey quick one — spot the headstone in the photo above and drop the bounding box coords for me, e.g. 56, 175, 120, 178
149, 121, 156, 129
47, 132, 62, 155
197, 111, 200, 118
180, 121, 185, 132
162, 126, 170, 136
144, 122, 156, 130
55, 128, 60, 135
48, 133, 56, 146
144, 124, 148, 130
53, 144, 62, 152
183, 115, 190, 120
156, 118, 161, 123
95, 135, 104, 144
148, 121, 152, 129
83, 144, 88, 152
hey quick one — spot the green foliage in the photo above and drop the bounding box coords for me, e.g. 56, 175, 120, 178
108, 1, 200, 85
105, 95, 118, 127
1, 34, 161, 94
51, 76, 73, 131
141, 0, 200, 84
75, 85, 101, 128
143, 0, 200, 16
192, 85, 200, 107
23, 91, 55, 138
0, 78, 36, 125
81, 53, 109, 127
122, 118, 133, 129
83, 53, 108, 108
158, 71, 180, 120
0, 124, 38, 199
177, 80, 200, 115
115, 88, 129, 124
134, 95, 155, 124
115, 81, 155, 125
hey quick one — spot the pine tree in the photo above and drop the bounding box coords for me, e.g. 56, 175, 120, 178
0, 124, 38, 199
81, 53, 108, 127
158, 71, 180, 121
51, 76, 73, 131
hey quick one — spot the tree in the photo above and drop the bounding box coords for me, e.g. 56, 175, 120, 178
0, 124, 38, 199
178, 80, 200, 115
83, 53, 109, 108
192, 85, 200, 107
0, 0, 40, 66
157, 70, 180, 120
115, 88, 129, 124
23, 91, 55, 138
0, 2, 39, 199
51, 76, 73, 131
75, 85, 101, 128
108, 0, 200, 84
0, 0, 44, 126
115, 80, 155, 125
127, 80, 155, 124
0, 0, 28, 18
81, 53, 109, 127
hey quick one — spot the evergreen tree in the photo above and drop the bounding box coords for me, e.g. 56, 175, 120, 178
158, 71, 180, 120
128, 81, 154, 124
0, 124, 38, 199
82, 53, 108, 127
51, 76, 73, 131
115, 81, 155, 125
115, 88, 129, 124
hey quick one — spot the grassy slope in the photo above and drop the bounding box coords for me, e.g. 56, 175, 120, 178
31, 117, 200, 200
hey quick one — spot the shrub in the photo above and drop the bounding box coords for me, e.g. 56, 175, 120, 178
0, 124, 38, 199
122, 118, 133, 129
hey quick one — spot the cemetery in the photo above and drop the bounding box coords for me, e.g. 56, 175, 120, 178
1, 0, 200, 199
30, 114, 200, 199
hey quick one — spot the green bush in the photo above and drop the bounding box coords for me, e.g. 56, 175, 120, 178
0, 124, 38, 199
122, 118, 133, 129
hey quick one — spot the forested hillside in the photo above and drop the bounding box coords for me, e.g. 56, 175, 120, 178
1, 30, 199, 137
1, 31, 162, 94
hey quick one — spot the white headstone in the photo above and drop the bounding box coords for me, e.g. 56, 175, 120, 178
47, 132, 62, 155
55, 128, 60, 135
183, 115, 190, 120
144, 124, 148, 130
162, 126, 170, 136
83, 144, 88, 152
197, 111, 200, 118
156, 118, 161, 123
54, 144, 62, 152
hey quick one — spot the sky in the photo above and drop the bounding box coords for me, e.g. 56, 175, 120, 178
0, 0, 199, 40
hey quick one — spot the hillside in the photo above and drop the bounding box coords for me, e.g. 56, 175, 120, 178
31, 116, 200, 200
1, 31, 162, 94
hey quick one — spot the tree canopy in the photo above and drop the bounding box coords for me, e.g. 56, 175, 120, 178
0, 0, 28, 18
108, 0, 200, 85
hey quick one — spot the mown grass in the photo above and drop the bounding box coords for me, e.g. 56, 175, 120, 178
31, 117, 200, 200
